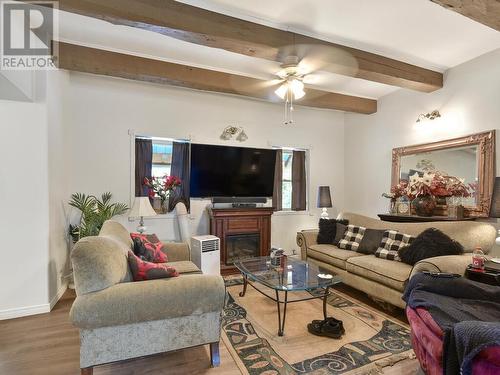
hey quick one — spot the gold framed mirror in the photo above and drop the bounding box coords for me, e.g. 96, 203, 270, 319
391, 130, 495, 217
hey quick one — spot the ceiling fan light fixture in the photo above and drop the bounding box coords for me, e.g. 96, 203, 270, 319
294, 88, 305, 100
275, 78, 305, 100
274, 82, 288, 99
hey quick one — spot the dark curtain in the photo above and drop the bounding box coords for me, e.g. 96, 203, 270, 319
272, 149, 283, 211
135, 138, 152, 197
291, 150, 306, 211
169, 142, 191, 212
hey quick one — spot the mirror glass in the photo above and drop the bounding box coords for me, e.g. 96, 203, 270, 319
399, 145, 478, 206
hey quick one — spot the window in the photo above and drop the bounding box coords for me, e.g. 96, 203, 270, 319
282, 150, 293, 210
274, 147, 307, 212
151, 142, 173, 178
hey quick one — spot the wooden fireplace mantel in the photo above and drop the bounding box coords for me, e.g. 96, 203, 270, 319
208, 207, 274, 275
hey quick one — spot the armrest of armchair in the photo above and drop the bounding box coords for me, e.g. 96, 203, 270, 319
410, 254, 472, 279
297, 230, 319, 260
70, 274, 225, 329
162, 241, 191, 262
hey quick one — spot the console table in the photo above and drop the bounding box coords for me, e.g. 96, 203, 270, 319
208, 207, 274, 275
378, 214, 477, 222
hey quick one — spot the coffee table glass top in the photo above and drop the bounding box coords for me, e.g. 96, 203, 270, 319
233, 256, 342, 291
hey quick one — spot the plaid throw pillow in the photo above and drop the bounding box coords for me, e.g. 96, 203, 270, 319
375, 230, 415, 261
338, 225, 366, 251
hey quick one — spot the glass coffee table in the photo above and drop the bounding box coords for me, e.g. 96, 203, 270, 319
233, 256, 342, 336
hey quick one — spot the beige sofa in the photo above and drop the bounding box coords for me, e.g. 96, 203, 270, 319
297, 212, 496, 309
70, 221, 225, 375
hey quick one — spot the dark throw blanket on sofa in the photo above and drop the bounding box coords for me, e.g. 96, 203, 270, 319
403, 273, 500, 375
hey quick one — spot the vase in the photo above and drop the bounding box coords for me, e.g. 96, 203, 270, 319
151, 197, 169, 214
389, 199, 397, 214
412, 196, 436, 216
446, 196, 464, 219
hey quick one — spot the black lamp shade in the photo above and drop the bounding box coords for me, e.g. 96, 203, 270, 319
317, 186, 332, 208
489, 177, 500, 217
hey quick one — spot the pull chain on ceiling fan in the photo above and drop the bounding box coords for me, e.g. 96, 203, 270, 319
275, 55, 306, 125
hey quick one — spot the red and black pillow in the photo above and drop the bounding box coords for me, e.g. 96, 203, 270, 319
130, 233, 168, 263
127, 251, 178, 281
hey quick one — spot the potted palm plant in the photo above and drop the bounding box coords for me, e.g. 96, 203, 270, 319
69, 192, 129, 243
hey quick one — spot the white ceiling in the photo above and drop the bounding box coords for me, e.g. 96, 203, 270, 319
58, 0, 500, 100
180, 0, 500, 71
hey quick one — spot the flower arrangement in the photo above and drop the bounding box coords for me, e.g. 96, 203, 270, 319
382, 180, 408, 200
143, 175, 181, 213
408, 172, 434, 198
384, 172, 472, 201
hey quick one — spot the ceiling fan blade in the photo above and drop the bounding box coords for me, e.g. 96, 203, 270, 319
296, 44, 360, 77
227, 75, 283, 102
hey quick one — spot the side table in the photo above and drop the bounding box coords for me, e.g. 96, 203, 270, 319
465, 265, 500, 286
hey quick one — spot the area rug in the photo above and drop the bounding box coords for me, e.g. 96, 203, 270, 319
222, 277, 414, 374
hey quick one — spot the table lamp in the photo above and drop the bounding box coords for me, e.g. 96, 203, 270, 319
317, 186, 332, 219
129, 197, 157, 233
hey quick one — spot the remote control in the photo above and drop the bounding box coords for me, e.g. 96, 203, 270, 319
423, 271, 461, 278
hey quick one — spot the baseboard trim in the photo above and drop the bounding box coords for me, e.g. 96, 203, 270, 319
50, 282, 68, 310
0, 304, 50, 321
0, 282, 68, 321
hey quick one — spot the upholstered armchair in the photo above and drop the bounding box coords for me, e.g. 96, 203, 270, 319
70, 221, 225, 375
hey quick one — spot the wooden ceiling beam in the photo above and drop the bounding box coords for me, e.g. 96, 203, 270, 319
51, 0, 443, 92
431, 0, 500, 32
57, 42, 377, 114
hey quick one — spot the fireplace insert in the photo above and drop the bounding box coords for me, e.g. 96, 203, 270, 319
225, 233, 260, 265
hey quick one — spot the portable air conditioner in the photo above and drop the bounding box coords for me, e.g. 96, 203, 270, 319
190, 235, 221, 275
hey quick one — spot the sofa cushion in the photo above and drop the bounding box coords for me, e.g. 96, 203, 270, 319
167, 261, 201, 274
99, 220, 133, 250
346, 255, 412, 291
308, 244, 364, 270
72, 236, 130, 295
338, 225, 366, 251
398, 228, 464, 265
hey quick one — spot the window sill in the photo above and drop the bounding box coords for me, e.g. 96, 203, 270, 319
273, 210, 312, 216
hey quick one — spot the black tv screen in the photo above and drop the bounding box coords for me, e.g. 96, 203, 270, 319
190, 144, 276, 197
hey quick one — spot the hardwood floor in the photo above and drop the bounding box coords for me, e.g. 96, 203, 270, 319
0, 285, 413, 375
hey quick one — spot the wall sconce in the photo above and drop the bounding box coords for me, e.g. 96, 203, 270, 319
416, 110, 441, 123
220, 126, 248, 142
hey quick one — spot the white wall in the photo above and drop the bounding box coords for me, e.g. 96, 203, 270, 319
64, 73, 345, 252
344, 48, 500, 255
46, 71, 71, 305
0, 100, 50, 318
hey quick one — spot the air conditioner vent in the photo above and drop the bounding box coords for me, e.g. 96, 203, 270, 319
202, 239, 219, 252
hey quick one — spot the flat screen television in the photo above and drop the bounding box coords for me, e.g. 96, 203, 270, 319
190, 144, 276, 198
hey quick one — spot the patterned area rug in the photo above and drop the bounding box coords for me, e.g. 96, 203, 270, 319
222, 277, 414, 374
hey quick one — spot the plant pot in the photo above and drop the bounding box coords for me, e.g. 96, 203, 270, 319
412, 196, 436, 217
